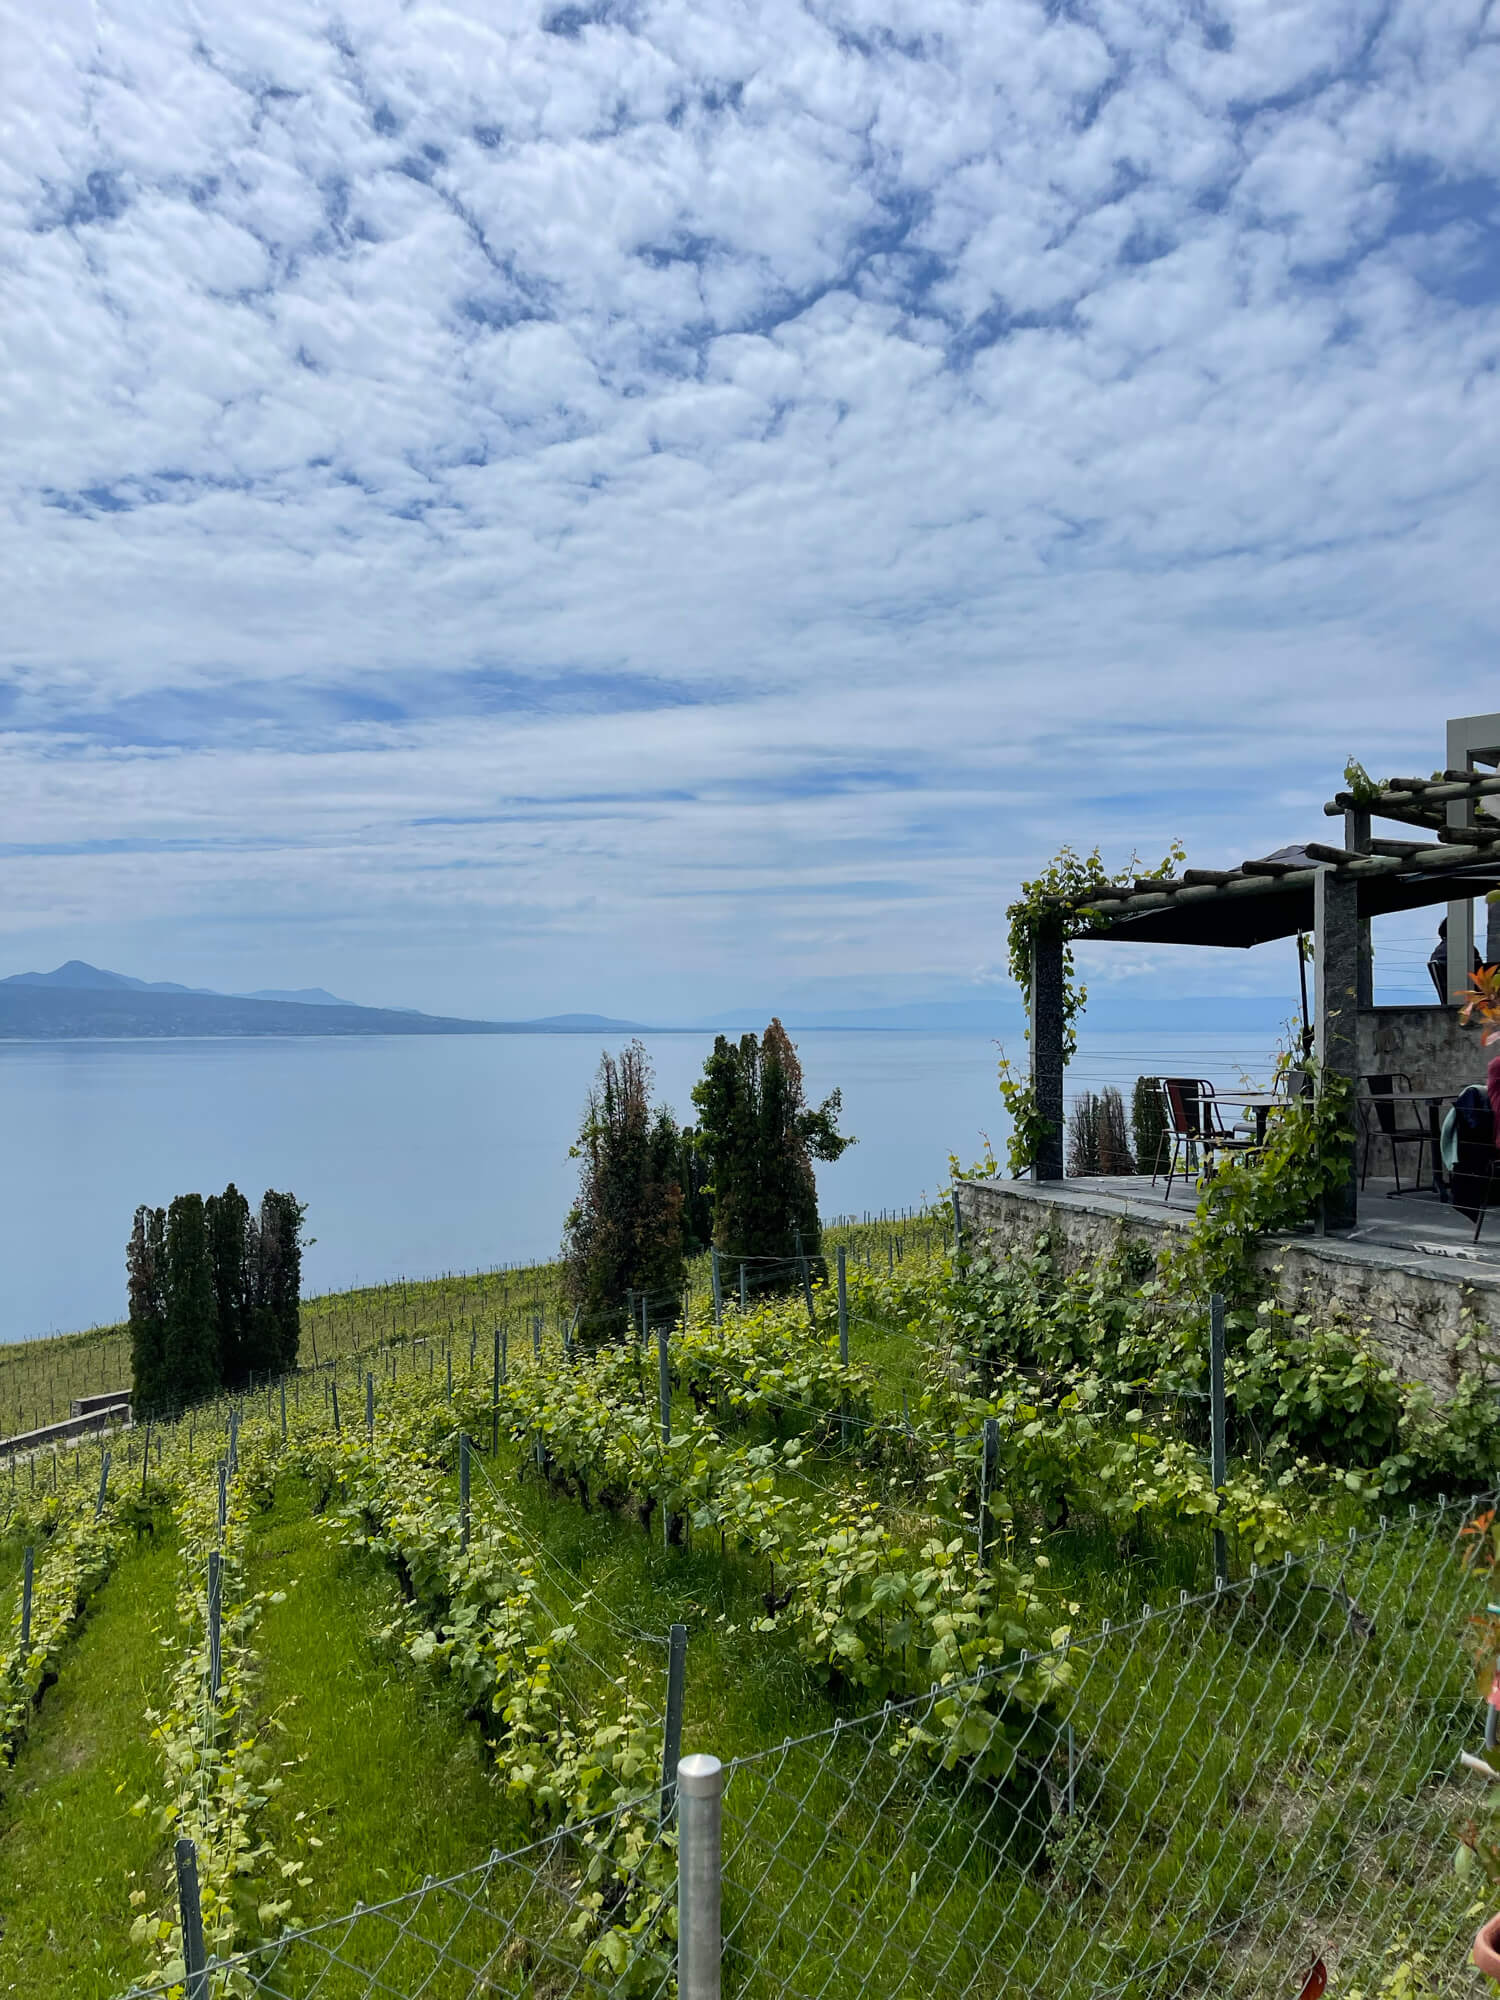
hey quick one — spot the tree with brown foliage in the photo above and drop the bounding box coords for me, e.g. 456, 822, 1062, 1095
563, 1042, 686, 1340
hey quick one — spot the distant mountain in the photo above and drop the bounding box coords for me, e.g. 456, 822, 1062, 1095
2, 959, 219, 997
0, 984, 510, 1041
521, 1012, 649, 1031
239, 987, 352, 1007
0, 963, 667, 1041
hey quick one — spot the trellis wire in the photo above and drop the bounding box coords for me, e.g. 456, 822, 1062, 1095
116, 1497, 1494, 2000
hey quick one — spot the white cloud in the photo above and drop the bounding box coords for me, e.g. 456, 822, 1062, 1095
0, 0, 1497, 1009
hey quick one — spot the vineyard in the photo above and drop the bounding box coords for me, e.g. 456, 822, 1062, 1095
0, 1212, 1493, 1998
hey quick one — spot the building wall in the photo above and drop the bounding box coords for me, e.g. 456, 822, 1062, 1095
1358, 1003, 1488, 1099
955, 1177, 1499, 1398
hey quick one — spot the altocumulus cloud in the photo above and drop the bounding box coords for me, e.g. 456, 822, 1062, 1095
1, 0, 1498, 1014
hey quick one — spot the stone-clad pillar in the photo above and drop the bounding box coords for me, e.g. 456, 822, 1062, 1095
1315, 868, 1360, 1231
1030, 923, 1066, 1183
1343, 807, 1373, 1006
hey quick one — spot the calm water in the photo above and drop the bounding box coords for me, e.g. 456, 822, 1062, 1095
0, 1028, 1276, 1343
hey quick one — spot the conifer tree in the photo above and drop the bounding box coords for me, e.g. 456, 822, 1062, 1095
691, 1019, 852, 1284
163, 1193, 219, 1407
248, 1190, 305, 1374
206, 1182, 252, 1385
563, 1042, 686, 1340
676, 1126, 714, 1257
127, 1204, 169, 1417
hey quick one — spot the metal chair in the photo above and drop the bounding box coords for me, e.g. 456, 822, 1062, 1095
1158, 1079, 1258, 1202
1358, 1073, 1431, 1193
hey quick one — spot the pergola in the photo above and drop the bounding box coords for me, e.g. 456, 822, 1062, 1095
1027, 767, 1500, 1228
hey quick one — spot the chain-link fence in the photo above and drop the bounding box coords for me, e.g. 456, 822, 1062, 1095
126, 1499, 1496, 2000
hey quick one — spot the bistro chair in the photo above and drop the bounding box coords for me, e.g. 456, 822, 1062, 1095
1157, 1079, 1258, 1202
1358, 1072, 1431, 1194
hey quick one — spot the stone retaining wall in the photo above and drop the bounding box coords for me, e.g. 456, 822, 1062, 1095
955, 1178, 1499, 1398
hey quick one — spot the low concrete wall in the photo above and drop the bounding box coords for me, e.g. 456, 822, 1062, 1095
72, 1391, 131, 1418
1358, 1004, 1485, 1099
1, 1401, 132, 1460
955, 1178, 1500, 1398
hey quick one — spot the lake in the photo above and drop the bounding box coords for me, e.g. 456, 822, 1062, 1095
0, 1027, 1279, 1343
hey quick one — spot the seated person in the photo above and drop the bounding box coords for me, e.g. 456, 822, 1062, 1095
1428, 917, 1486, 1000
1441, 1054, 1500, 1218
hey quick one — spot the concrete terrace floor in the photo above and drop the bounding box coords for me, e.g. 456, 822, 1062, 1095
1043, 1171, 1500, 1277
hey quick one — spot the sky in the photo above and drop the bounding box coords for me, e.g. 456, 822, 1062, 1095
3, 0, 1499, 1024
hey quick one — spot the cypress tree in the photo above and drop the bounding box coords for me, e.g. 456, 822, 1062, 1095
676, 1125, 713, 1257
248, 1191, 305, 1374
1131, 1076, 1167, 1179
163, 1194, 219, 1408
206, 1182, 252, 1385
691, 1018, 852, 1284
1066, 1092, 1102, 1177
563, 1042, 685, 1341
127, 1205, 168, 1417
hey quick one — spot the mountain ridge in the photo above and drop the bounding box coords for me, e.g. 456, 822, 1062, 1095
0, 965, 652, 1039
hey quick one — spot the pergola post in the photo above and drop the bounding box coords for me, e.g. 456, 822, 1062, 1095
1343, 806, 1373, 1007
1314, 868, 1359, 1231
1030, 922, 1065, 1183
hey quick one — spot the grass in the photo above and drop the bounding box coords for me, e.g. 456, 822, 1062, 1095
244, 1478, 527, 1926
0, 1522, 178, 1999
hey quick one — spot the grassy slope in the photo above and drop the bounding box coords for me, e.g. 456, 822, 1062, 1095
0, 1218, 944, 1437
9, 1217, 1463, 1999
0, 1525, 177, 2000
245, 1478, 524, 1925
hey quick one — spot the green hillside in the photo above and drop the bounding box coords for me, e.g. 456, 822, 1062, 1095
0, 1219, 1490, 1999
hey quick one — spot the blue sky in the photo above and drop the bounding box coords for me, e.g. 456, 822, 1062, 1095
3, 0, 1498, 1021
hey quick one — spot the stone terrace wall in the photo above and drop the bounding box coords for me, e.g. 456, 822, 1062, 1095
1359, 1003, 1486, 1100
955, 1178, 1500, 1399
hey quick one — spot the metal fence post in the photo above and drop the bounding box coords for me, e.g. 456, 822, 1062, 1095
738, 1262, 747, 1312
280, 1378, 287, 1441
532, 1314, 542, 1360
677, 1754, 722, 2000
492, 1327, 501, 1455
978, 1417, 1000, 1564
95, 1451, 111, 1518
175, 1836, 210, 2000
331, 1377, 341, 1435
837, 1247, 850, 1448
1210, 1292, 1228, 1586
660, 1622, 688, 1821
710, 1249, 723, 1327
794, 1230, 816, 1328
216, 1460, 227, 1532
365, 1371, 375, 1440
952, 1186, 964, 1263
659, 1321, 674, 1545
20, 1547, 34, 1654
459, 1433, 471, 1551
207, 1551, 222, 1700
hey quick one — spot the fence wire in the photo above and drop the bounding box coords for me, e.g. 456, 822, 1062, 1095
119, 1499, 1496, 2000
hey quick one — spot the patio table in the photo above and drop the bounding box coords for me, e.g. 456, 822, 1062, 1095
1231, 1094, 1283, 1146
